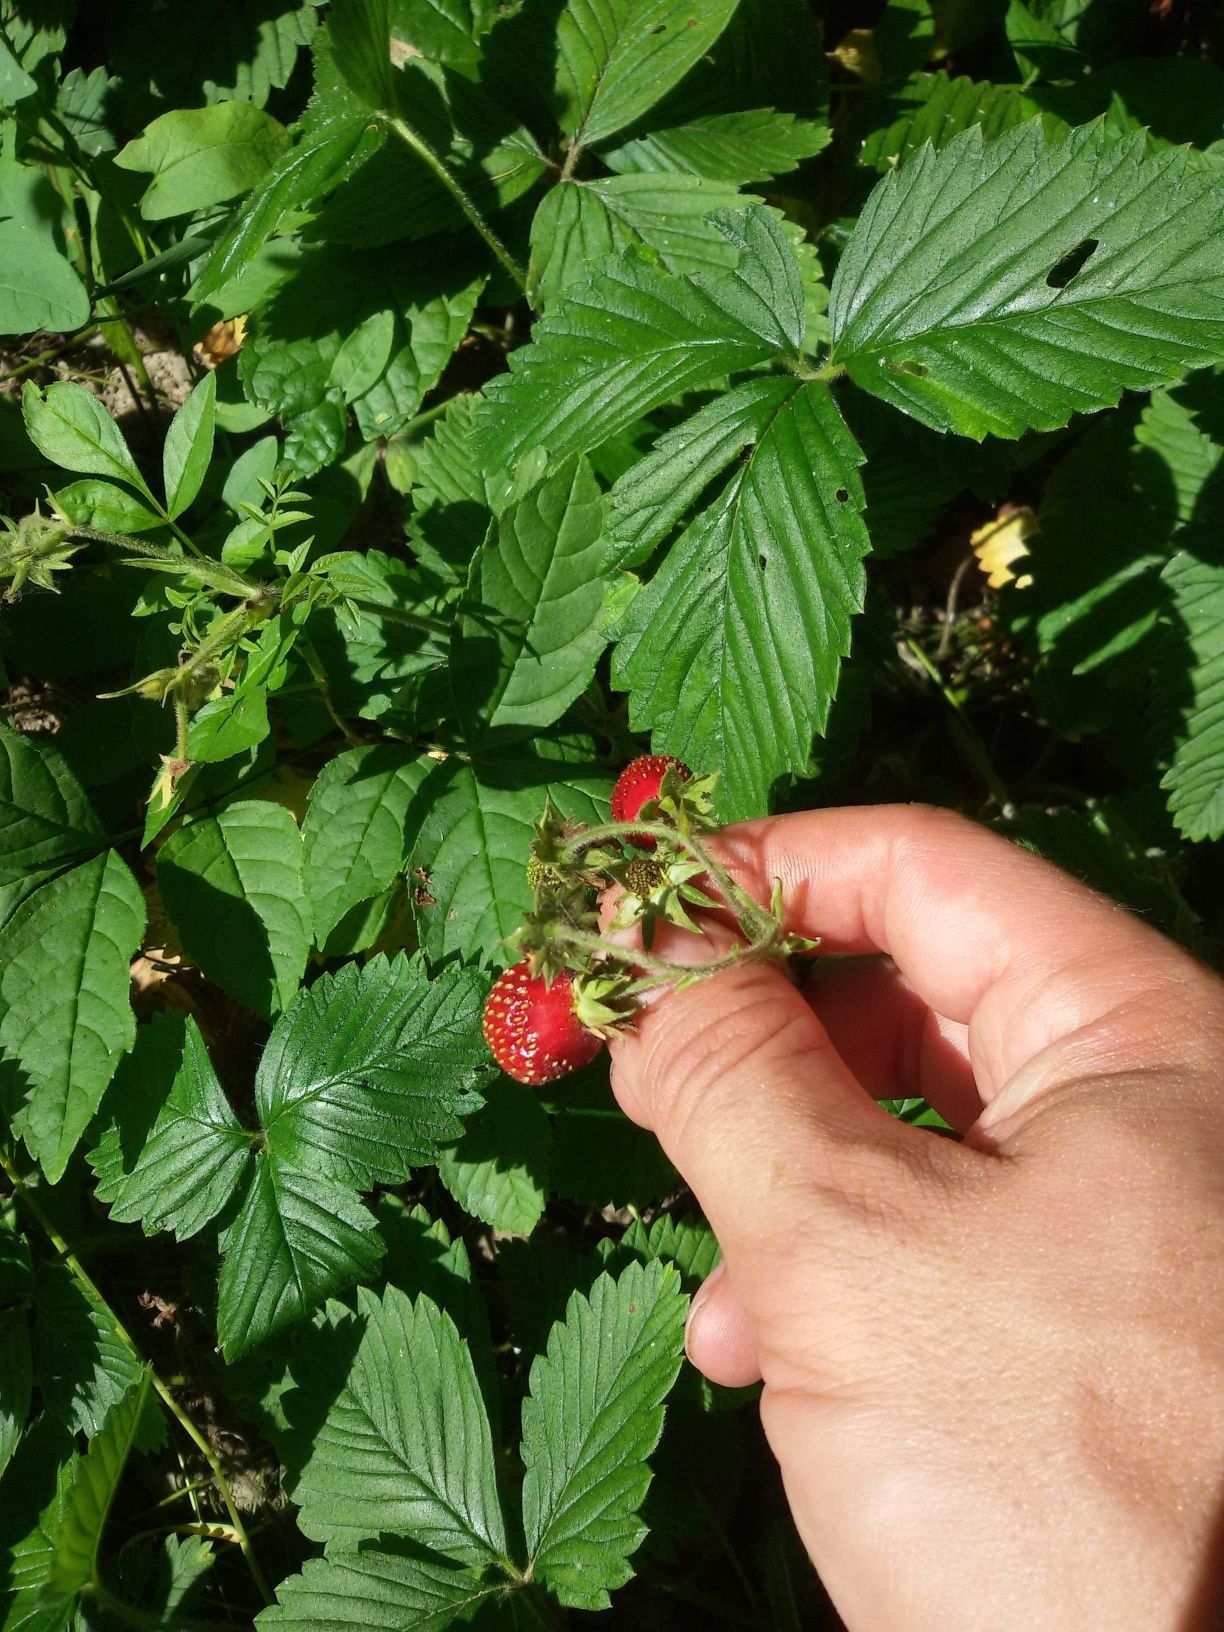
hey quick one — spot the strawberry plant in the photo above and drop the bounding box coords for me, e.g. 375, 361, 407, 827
0, 0, 1222, 1626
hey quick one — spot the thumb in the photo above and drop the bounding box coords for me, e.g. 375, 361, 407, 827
608, 935, 940, 1278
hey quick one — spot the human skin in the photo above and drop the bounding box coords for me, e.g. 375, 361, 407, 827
605, 805, 1224, 1631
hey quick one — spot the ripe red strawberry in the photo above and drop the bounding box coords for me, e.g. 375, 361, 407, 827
611, 755, 691, 849
483, 962, 603, 1085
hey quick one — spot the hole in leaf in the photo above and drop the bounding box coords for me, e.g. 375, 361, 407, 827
758, 554, 768, 571
835, 487, 849, 503
649, 22, 666, 32
1046, 238, 1099, 289
899, 359, 928, 378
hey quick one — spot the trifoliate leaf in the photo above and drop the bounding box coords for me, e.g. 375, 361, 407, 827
613, 381, 869, 819
157, 800, 311, 1020
0, 724, 102, 888
293, 1286, 509, 1564
255, 954, 489, 1187
604, 109, 830, 184
88, 1013, 250, 1240
3, 852, 144, 1184
829, 122, 1224, 439
477, 205, 805, 470
257, 1551, 502, 1630
521, 1260, 687, 1609
453, 455, 608, 744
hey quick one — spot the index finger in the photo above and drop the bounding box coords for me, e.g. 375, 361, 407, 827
710, 804, 1223, 1118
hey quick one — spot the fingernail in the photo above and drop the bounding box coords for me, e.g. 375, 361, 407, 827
685, 1261, 725, 1362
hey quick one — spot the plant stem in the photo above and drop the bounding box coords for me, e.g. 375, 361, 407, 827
901, 637, 1011, 808
68, 527, 258, 598
383, 114, 527, 291
0, 1151, 272, 1607
552, 923, 783, 985
172, 692, 190, 762
346, 595, 450, 637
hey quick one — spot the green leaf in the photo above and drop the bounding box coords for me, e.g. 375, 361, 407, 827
31, 1263, 143, 1438
330, 0, 397, 111
477, 205, 804, 470
257, 1551, 501, 1631
453, 456, 608, 743
622, 1213, 720, 1292
190, 111, 374, 303
544, 1060, 677, 1208
1160, 544, 1224, 841
3, 853, 144, 1183
0, 236, 88, 338
51, 480, 163, 535
255, 954, 489, 1187
0, 724, 102, 888
302, 744, 431, 946
293, 1286, 508, 1563
328, 309, 396, 403
161, 371, 217, 520
603, 108, 830, 183
613, 381, 869, 819
217, 1159, 383, 1360
87, 1013, 250, 1240
858, 71, 1054, 171
409, 748, 609, 964
438, 1077, 552, 1235
521, 1260, 687, 1609
21, 382, 154, 502
0, 1312, 31, 1477
557, 0, 741, 148
157, 800, 311, 1020
528, 173, 750, 311
1007, 0, 1084, 83
829, 123, 1224, 439
1132, 374, 1224, 526
114, 103, 291, 220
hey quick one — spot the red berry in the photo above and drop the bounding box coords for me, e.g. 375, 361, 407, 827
482, 963, 603, 1086
611, 755, 691, 850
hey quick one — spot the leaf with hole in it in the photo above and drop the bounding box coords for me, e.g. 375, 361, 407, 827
255, 954, 489, 1188
88, 1013, 250, 1241
557, 0, 741, 149
162, 370, 216, 519
3, 853, 145, 1184
21, 381, 155, 502
612, 380, 870, 820
0, 724, 102, 888
302, 744, 432, 948
293, 1286, 508, 1563
217, 1159, 384, 1361
604, 108, 830, 184
453, 455, 608, 744
157, 800, 311, 1020
829, 122, 1224, 439
256, 1550, 501, 1631
437, 1077, 552, 1235
522, 1260, 687, 1609
114, 102, 291, 220
478, 205, 804, 470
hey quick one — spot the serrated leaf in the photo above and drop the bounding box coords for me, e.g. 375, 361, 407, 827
478, 205, 804, 470
829, 122, 1224, 439
157, 800, 311, 1020
0, 1312, 31, 1477
161, 371, 217, 520
622, 1214, 720, 1291
521, 1260, 687, 1609
114, 103, 291, 220
331, 0, 397, 111
88, 1013, 250, 1240
217, 1160, 383, 1360
858, 71, 1054, 171
528, 173, 750, 311
543, 1060, 677, 1208
1132, 374, 1224, 526
257, 1549, 500, 1631
1160, 545, 1224, 841
21, 382, 154, 502
453, 456, 607, 743
438, 1077, 552, 1236
294, 1286, 508, 1564
557, 0, 741, 149
409, 748, 609, 964
302, 744, 432, 946
31, 1264, 143, 1439
3, 853, 145, 1183
255, 954, 489, 1187
392, 0, 500, 74
613, 381, 869, 819
604, 108, 830, 183
0, 725, 102, 888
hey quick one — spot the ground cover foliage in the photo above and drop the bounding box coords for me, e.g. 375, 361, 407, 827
0, 0, 1222, 1625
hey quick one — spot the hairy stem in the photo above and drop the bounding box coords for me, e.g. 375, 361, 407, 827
0, 1152, 272, 1606
67, 527, 258, 598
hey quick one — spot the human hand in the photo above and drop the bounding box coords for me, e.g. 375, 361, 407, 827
606, 805, 1224, 1631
